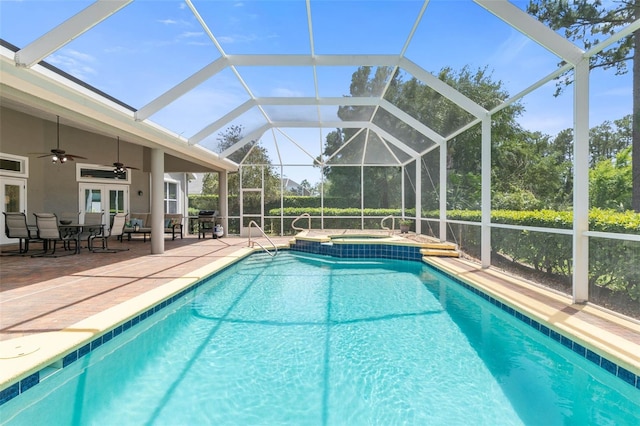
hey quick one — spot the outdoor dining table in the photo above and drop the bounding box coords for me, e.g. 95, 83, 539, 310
58, 223, 104, 253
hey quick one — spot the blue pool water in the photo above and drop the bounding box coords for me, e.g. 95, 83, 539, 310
2, 252, 639, 425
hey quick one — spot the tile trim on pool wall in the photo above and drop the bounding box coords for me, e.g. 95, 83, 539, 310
424, 262, 640, 391
289, 239, 424, 261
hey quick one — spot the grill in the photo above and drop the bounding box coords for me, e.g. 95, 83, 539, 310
197, 210, 219, 238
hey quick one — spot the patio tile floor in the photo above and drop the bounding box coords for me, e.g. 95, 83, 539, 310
0, 234, 289, 341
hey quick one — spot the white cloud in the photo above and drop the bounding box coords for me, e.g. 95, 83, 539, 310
218, 34, 258, 44
486, 30, 532, 66
158, 18, 177, 25
180, 31, 204, 39
270, 87, 304, 97
48, 49, 97, 80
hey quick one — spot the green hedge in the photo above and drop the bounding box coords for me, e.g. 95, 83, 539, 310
266, 207, 416, 235
438, 208, 639, 305
427, 208, 639, 233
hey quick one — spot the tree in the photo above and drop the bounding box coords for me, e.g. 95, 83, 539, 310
590, 118, 632, 166
397, 66, 525, 210
527, 0, 639, 210
212, 124, 280, 217
590, 147, 632, 210
321, 65, 532, 211
201, 172, 218, 195
322, 66, 403, 209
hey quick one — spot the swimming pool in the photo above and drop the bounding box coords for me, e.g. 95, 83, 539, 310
1, 252, 638, 424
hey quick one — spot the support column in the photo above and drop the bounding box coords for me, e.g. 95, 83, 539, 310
150, 148, 164, 254
219, 171, 228, 237
439, 143, 447, 242
573, 60, 590, 303
415, 159, 422, 234
481, 115, 491, 268
401, 164, 405, 217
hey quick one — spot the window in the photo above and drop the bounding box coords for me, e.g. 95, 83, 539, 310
76, 163, 131, 184
164, 181, 178, 214
0, 153, 28, 178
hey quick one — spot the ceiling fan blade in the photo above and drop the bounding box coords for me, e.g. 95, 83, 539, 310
66, 154, 87, 160
37, 154, 53, 158
108, 164, 139, 170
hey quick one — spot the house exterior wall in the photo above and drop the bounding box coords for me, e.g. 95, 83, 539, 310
0, 107, 195, 223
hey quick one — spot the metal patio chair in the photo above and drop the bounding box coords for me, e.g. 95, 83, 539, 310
32, 213, 79, 257
80, 211, 104, 249
90, 213, 129, 253
2, 212, 44, 255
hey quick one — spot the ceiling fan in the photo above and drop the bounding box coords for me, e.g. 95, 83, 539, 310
110, 136, 139, 177
32, 115, 87, 163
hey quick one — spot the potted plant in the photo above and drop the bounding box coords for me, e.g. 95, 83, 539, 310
398, 219, 412, 234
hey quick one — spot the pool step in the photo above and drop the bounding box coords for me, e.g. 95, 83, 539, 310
420, 247, 460, 258
420, 242, 457, 250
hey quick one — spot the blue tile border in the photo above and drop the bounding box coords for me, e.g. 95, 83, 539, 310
290, 240, 424, 261
2, 247, 637, 407
427, 263, 640, 391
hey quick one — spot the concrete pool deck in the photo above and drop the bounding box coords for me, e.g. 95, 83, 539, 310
1, 232, 638, 394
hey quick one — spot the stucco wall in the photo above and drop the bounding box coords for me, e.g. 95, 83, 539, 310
1, 107, 148, 216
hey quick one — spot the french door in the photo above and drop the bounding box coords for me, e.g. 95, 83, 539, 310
78, 183, 129, 230
0, 177, 26, 245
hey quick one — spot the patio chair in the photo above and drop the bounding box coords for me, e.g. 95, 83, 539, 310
80, 211, 104, 249
90, 213, 129, 253
198, 210, 218, 239
2, 212, 44, 255
32, 213, 79, 257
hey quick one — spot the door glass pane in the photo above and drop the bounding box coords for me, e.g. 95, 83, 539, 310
4, 184, 20, 212
84, 189, 102, 212
109, 190, 125, 214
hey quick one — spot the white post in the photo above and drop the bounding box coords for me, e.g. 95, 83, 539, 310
280, 166, 284, 236
321, 166, 325, 230
573, 60, 590, 303
219, 171, 228, 237
150, 148, 164, 254
415, 159, 422, 234
360, 165, 364, 230
481, 115, 491, 268
439, 143, 447, 242
401, 164, 406, 217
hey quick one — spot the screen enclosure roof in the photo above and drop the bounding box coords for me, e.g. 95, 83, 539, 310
1, 0, 635, 171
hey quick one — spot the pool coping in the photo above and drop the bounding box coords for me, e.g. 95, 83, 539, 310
1, 239, 638, 405
423, 257, 640, 381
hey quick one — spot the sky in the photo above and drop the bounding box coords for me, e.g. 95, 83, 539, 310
0, 0, 633, 185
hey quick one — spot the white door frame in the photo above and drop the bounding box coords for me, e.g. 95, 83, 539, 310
78, 183, 129, 230
1, 177, 27, 245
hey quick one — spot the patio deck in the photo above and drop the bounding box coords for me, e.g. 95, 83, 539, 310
0, 234, 292, 342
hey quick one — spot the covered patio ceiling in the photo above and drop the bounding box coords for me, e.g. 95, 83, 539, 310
0, 0, 634, 170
